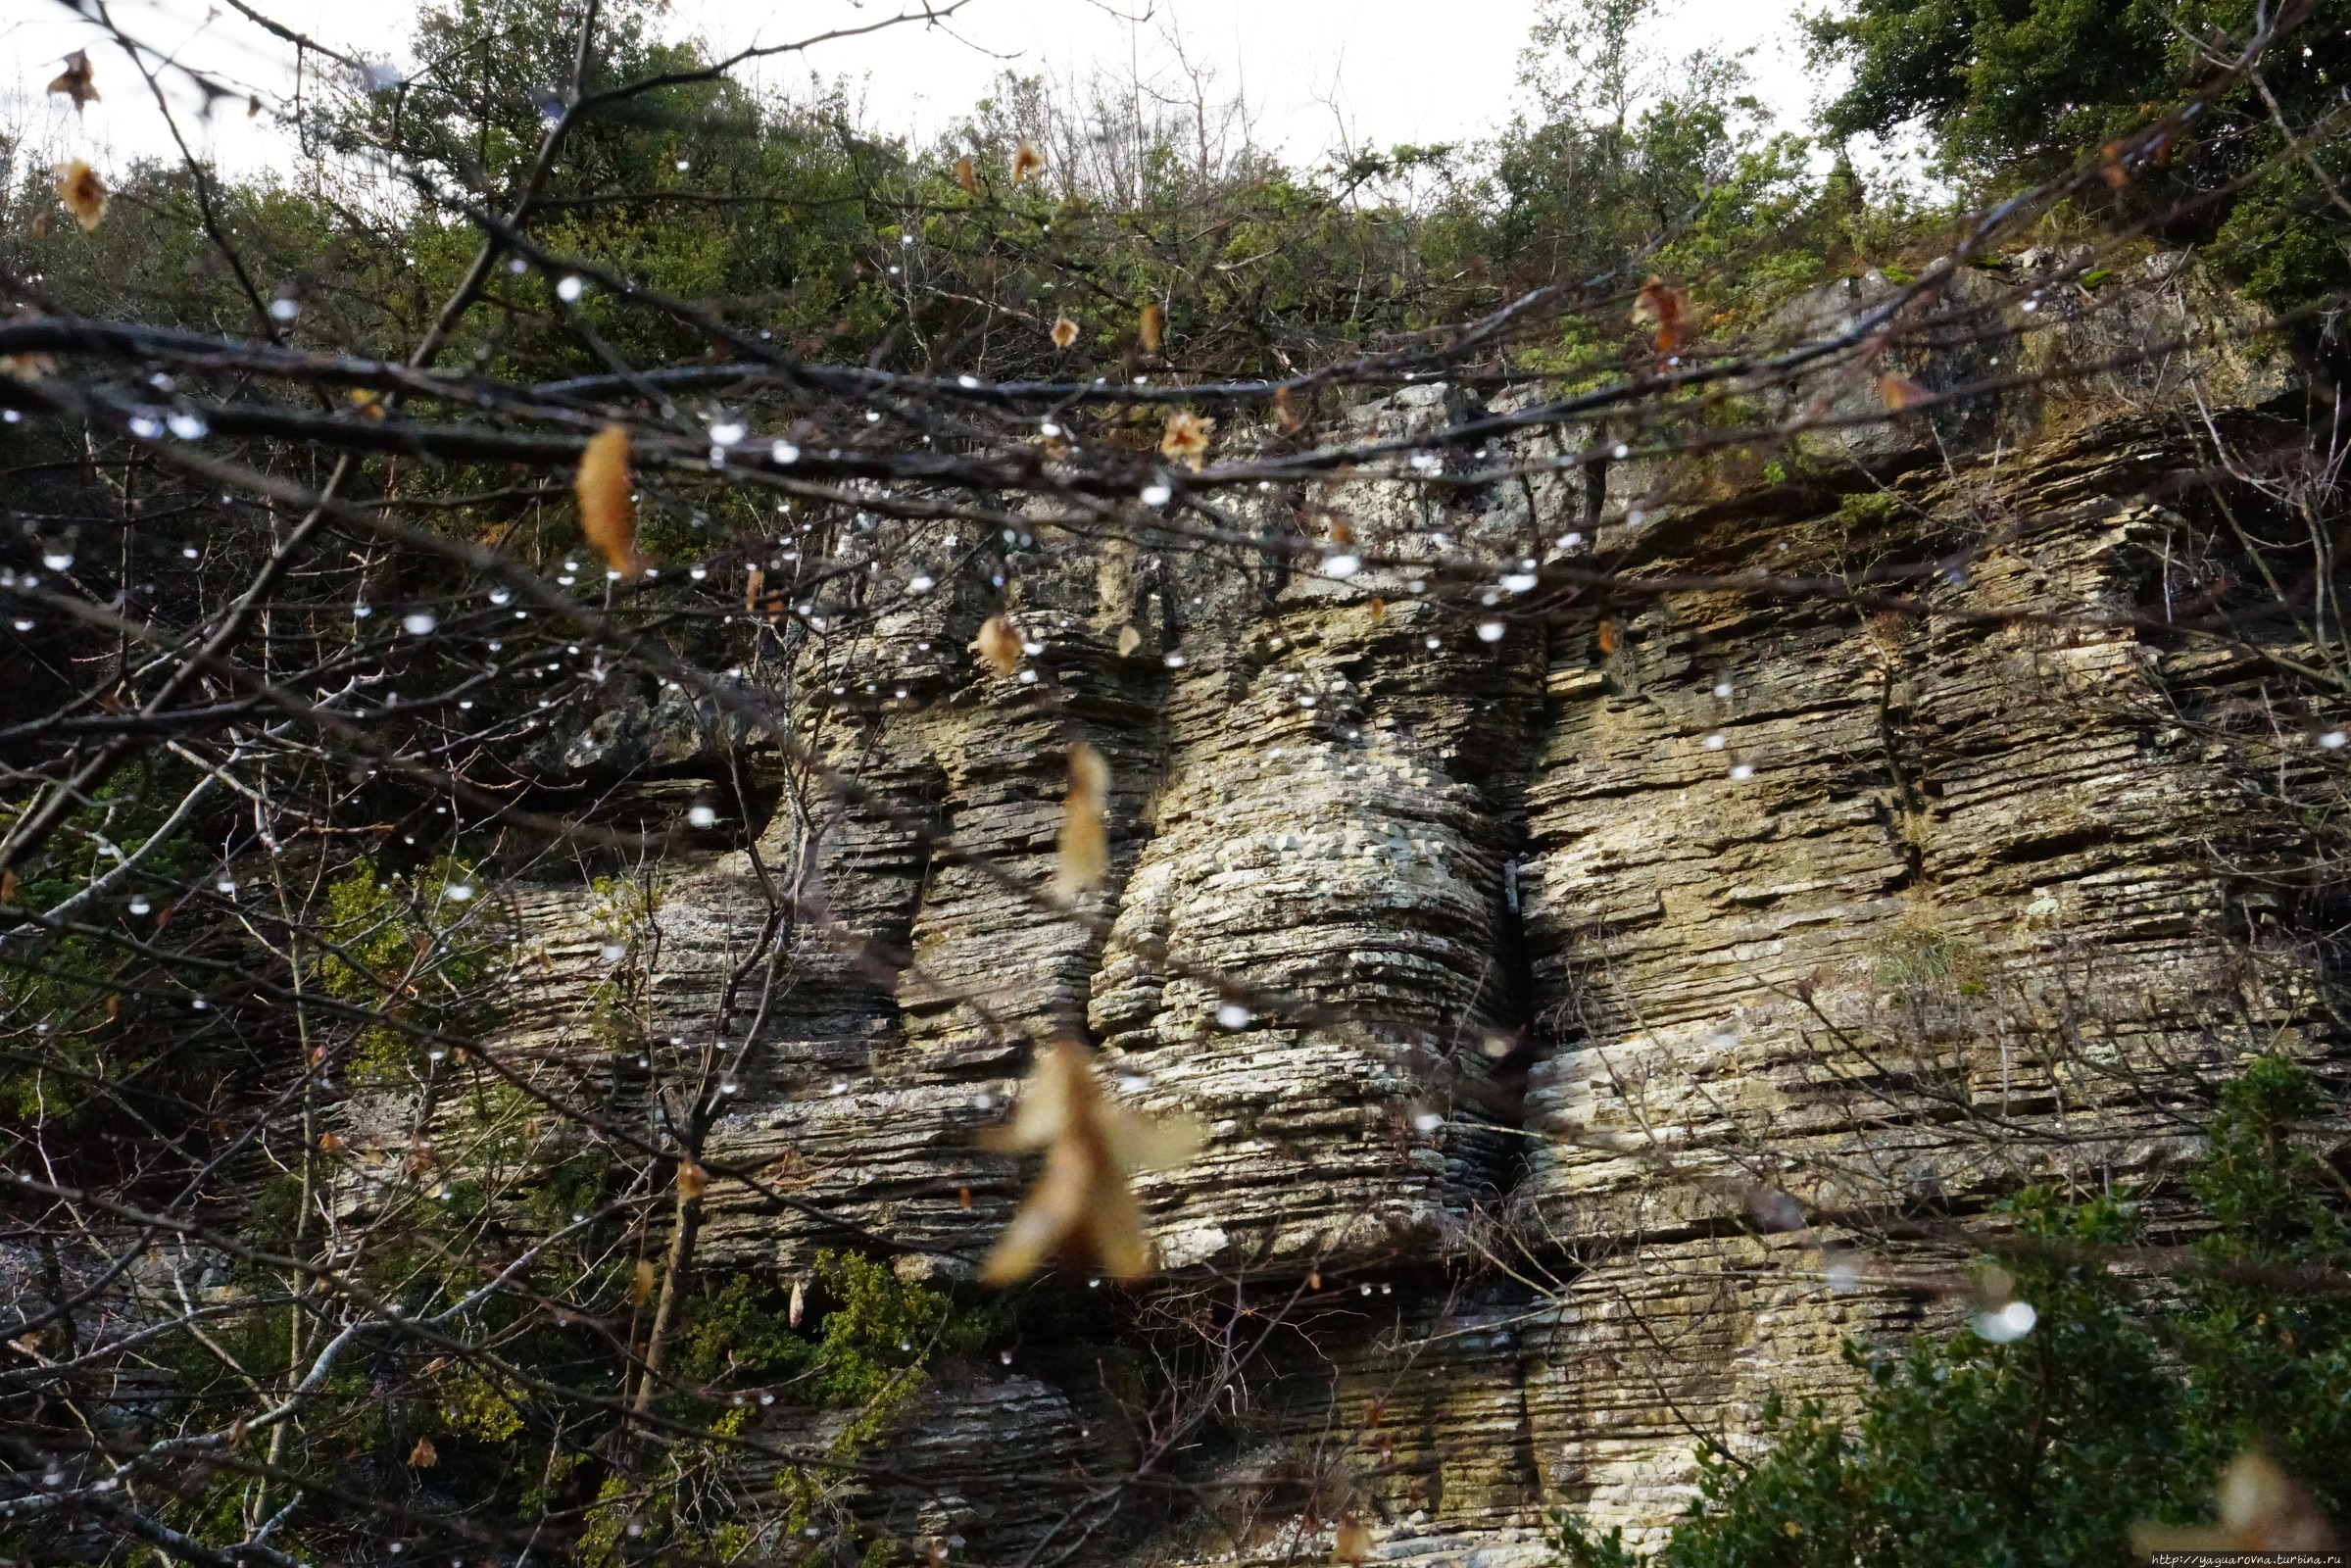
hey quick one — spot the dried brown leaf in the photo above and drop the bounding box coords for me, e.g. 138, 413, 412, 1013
47, 52, 98, 114
630, 1257, 658, 1306
972, 613, 1022, 677
977, 1038, 1200, 1285
408, 1436, 438, 1468
1274, 384, 1302, 433
2097, 139, 2131, 191
53, 162, 108, 232
1630, 275, 1691, 355
1159, 410, 1213, 470
2132, 1451, 2338, 1553
1876, 371, 1930, 411
1138, 303, 1165, 354
1336, 1516, 1374, 1563
955, 156, 978, 195
574, 425, 644, 578
1011, 137, 1045, 185
1050, 315, 1079, 349
1115, 623, 1142, 658
1053, 743, 1109, 900
1596, 618, 1617, 656
674, 1160, 709, 1201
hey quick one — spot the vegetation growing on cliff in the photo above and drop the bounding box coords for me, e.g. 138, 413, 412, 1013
1557, 1058, 2351, 1566
0, 0, 2344, 1562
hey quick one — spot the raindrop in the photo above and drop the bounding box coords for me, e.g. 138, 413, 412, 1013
1141, 483, 1173, 507
1162, 652, 1187, 668
718, 1074, 740, 1095
1412, 1112, 1444, 1132
1703, 733, 1727, 751
128, 413, 164, 439
1729, 762, 1756, 781
710, 419, 745, 446
556, 275, 584, 302
216, 878, 237, 896
1612, 443, 1630, 459
1500, 572, 1538, 592
1322, 553, 1361, 578
687, 806, 717, 828
40, 551, 72, 571
128, 898, 150, 915
1714, 679, 1734, 698
908, 574, 934, 593
403, 612, 437, 636
771, 440, 800, 465
1215, 1003, 1252, 1030
445, 883, 474, 902
1974, 1299, 2037, 1342
1556, 531, 1584, 549
600, 943, 626, 961
2322, 730, 2346, 750
268, 297, 300, 322
488, 588, 511, 606
1476, 620, 1505, 643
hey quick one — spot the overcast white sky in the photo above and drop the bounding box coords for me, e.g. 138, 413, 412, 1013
1, 0, 1822, 174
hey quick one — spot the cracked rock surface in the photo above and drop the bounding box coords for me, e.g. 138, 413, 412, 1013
441, 297, 2346, 1559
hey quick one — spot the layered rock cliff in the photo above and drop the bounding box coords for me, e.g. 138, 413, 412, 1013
392, 262, 2347, 1565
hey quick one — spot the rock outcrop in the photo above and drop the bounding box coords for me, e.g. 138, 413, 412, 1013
408, 265, 2345, 1564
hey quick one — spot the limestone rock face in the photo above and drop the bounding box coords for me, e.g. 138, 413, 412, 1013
465, 334, 2343, 1560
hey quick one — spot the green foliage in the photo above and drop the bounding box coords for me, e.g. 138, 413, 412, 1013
1549, 1057, 2351, 1566
315, 856, 502, 1078
1808, 0, 2351, 310
677, 1250, 994, 1412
